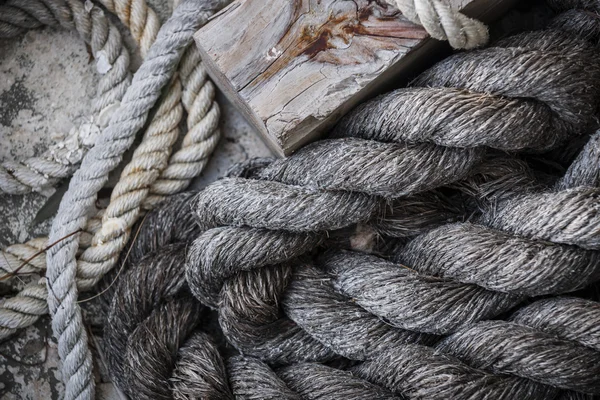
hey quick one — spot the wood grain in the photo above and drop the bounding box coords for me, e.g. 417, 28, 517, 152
195, 0, 515, 156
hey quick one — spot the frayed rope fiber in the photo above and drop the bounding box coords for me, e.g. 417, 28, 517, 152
102, 0, 600, 399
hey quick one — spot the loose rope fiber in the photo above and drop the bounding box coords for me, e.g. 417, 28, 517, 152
0, 0, 132, 194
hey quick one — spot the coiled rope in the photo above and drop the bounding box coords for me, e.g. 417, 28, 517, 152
0, 0, 226, 398
0, 0, 223, 348
4, 0, 600, 398
96, 1, 600, 399
0, 0, 131, 194
183, 12, 600, 364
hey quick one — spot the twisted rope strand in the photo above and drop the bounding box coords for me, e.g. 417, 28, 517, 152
97, 0, 160, 57
105, 244, 233, 400
1, 0, 224, 355
95, 0, 224, 209
74, 0, 224, 291
0, 282, 48, 340
0, 208, 104, 340
75, 78, 184, 290
143, 44, 221, 209
185, 33, 600, 361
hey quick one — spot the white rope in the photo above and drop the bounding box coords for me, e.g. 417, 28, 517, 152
390, 0, 489, 49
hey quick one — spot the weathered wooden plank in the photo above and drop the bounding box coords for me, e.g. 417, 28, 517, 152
195, 0, 515, 156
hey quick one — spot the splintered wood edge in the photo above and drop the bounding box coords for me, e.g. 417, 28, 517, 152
195, 0, 518, 157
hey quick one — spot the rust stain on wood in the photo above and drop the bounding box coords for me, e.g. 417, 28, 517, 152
249, 1, 422, 87
195, 0, 513, 155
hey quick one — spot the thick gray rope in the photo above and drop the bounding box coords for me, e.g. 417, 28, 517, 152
224, 299, 600, 399
103, 226, 403, 400
323, 250, 522, 335
0, 0, 132, 194
184, 22, 600, 365
45, 1, 208, 398
100, 3, 600, 397
104, 243, 233, 400
100, 165, 600, 398
345, 297, 600, 398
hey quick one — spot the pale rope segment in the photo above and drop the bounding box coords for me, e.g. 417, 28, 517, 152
0, 210, 103, 340
388, 0, 489, 49
96, 0, 224, 208
0, 0, 132, 194
143, 44, 222, 209
45, 1, 210, 398
0, 0, 223, 340
97, 0, 160, 57
75, 1, 223, 290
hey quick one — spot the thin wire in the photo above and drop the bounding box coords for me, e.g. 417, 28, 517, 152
77, 212, 149, 304
0, 229, 83, 281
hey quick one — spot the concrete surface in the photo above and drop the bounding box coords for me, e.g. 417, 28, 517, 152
0, 2, 271, 398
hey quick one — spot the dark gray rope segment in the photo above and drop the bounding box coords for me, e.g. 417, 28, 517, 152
228, 356, 401, 400
557, 131, 600, 190
105, 243, 190, 389
171, 331, 234, 400
122, 298, 202, 399
547, 0, 600, 45
277, 362, 400, 400
481, 187, 600, 250
186, 226, 322, 308
194, 177, 379, 232
282, 264, 435, 362
414, 35, 600, 135
437, 320, 600, 394
334, 87, 567, 152
324, 250, 522, 335
448, 156, 542, 202
104, 242, 233, 400
374, 190, 465, 238
259, 138, 484, 198
510, 297, 600, 352
398, 223, 600, 296
335, 30, 600, 152
227, 356, 301, 400
218, 264, 335, 364
351, 344, 557, 400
